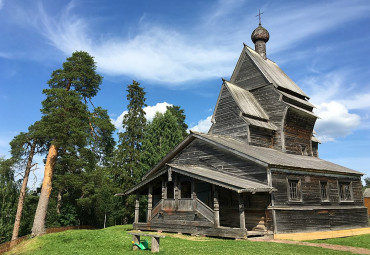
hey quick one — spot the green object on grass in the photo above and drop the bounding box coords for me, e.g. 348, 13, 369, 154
134, 240, 149, 250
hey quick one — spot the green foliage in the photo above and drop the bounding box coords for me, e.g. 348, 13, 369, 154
166, 105, 188, 138
365, 177, 370, 188
47, 51, 102, 98
0, 158, 18, 243
6, 225, 353, 255
116, 80, 147, 184
39, 88, 90, 149
141, 110, 184, 174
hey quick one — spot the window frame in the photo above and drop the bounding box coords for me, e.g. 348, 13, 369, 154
287, 178, 302, 202
338, 181, 353, 202
319, 181, 329, 202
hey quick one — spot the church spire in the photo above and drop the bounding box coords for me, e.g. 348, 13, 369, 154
251, 10, 269, 60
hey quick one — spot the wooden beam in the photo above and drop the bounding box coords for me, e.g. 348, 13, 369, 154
147, 184, 153, 222
213, 185, 220, 228
134, 194, 139, 224
239, 193, 246, 231
192, 178, 197, 210
174, 174, 178, 210
168, 167, 172, 182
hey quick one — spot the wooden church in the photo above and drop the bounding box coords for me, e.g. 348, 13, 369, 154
125, 21, 369, 239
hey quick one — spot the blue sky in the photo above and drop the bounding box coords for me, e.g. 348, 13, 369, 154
0, 0, 370, 186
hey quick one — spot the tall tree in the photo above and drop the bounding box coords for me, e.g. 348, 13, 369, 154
10, 122, 47, 243
0, 158, 18, 244
141, 110, 184, 173
365, 177, 370, 188
116, 80, 147, 183
166, 105, 188, 138
32, 51, 102, 237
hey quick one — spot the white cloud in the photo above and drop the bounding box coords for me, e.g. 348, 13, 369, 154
111, 102, 172, 132
16, 0, 370, 84
189, 116, 212, 133
314, 101, 360, 142
339, 93, 370, 110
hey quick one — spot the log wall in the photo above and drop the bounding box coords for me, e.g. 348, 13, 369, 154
271, 170, 369, 233
284, 108, 316, 155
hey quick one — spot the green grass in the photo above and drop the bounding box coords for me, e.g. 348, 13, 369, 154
307, 234, 370, 250
5, 225, 356, 255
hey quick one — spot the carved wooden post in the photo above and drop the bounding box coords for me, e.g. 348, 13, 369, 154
174, 174, 179, 210
134, 194, 139, 224
239, 193, 246, 231
213, 185, 220, 228
147, 184, 153, 222
192, 178, 197, 210
161, 178, 166, 210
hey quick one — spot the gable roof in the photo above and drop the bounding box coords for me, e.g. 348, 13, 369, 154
225, 81, 269, 120
244, 45, 309, 98
125, 163, 275, 195
143, 132, 362, 180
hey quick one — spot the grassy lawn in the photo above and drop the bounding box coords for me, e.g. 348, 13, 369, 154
306, 234, 370, 250
6, 225, 355, 255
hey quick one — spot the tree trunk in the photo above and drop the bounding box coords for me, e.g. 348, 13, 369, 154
31, 143, 58, 237
104, 210, 107, 229
10, 140, 37, 245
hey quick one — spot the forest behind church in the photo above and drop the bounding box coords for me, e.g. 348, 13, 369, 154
0, 51, 188, 244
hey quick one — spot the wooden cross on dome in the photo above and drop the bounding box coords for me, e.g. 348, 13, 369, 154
256, 9, 264, 25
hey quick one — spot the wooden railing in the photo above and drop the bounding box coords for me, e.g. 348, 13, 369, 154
178, 199, 193, 211
151, 199, 163, 218
196, 198, 214, 223
163, 199, 176, 209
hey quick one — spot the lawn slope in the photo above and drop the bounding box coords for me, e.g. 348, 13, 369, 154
6, 225, 352, 255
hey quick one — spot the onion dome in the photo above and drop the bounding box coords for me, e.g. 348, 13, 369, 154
251, 25, 270, 43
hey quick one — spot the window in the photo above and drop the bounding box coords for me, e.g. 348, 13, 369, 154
288, 179, 301, 201
320, 181, 329, 201
339, 182, 352, 201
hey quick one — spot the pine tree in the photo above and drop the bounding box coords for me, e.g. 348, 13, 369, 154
10, 122, 47, 243
0, 158, 18, 243
166, 105, 188, 138
116, 80, 147, 184
141, 110, 184, 173
31, 51, 102, 237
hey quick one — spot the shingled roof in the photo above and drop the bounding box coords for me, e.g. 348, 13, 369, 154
244, 45, 309, 98
143, 132, 363, 180
195, 132, 362, 175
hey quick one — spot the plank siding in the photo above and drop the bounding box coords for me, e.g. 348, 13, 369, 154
232, 51, 270, 91
170, 139, 268, 183
249, 126, 273, 148
271, 172, 364, 206
271, 171, 368, 233
211, 86, 249, 140
284, 108, 316, 155
250, 86, 286, 151
275, 208, 369, 233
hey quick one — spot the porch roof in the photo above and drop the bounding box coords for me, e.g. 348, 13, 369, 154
124, 163, 275, 195
168, 164, 275, 193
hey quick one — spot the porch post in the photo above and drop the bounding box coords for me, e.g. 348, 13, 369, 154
238, 193, 246, 231
134, 193, 139, 224
213, 185, 220, 228
192, 178, 197, 210
162, 178, 166, 210
174, 174, 179, 210
147, 184, 153, 222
